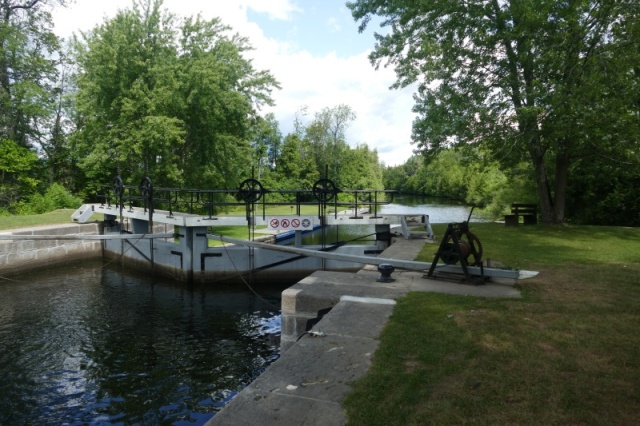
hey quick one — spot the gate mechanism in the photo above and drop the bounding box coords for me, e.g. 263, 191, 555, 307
426, 208, 485, 283
112, 176, 124, 199
238, 178, 264, 203
312, 178, 338, 203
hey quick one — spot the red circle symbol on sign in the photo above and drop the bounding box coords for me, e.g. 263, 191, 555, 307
291, 219, 300, 228
270, 218, 279, 228
281, 219, 290, 228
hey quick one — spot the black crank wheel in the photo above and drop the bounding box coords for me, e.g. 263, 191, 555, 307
440, 242, 460, 265
238, 178, 264, 203
112, 176, 124, 198
139, 176, 153, 200
462, 230, 483, 266
312, 178, 337, 203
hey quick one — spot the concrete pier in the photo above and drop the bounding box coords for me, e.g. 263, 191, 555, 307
207, 238, 521, 426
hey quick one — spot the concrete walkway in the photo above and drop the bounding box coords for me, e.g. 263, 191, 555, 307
206, 238, 520, 426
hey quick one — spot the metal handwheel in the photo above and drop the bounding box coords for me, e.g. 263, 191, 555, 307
139, 176, 153, 199
312, 178, 337, 202
238, 178, 264, 203
113, 176, 124, 198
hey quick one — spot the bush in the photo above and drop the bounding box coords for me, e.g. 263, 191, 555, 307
15, 184, 83, 214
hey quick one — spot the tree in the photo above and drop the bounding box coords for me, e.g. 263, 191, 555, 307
0, 0, 72, 208
41, 47, 80, 189
304, 104, 356, 180
251, 112, 282, 174
70, 0, 279, 190
0, 0, 68, 148
349, 0, 640, 224
0, 138, 39, 209
339, 144, 383, 190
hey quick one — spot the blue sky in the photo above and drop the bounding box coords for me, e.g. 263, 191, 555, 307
247, 1, 377, 57
53, 0, 416, 166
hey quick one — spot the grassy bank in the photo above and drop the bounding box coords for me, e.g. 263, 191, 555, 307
0, 210, 272, 244
0, 209, 77, 230
0, 205, 319, 232
345, 223, 640, 425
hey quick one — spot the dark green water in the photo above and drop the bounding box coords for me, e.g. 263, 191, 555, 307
0, 259, 285, 425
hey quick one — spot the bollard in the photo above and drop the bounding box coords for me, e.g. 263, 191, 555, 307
377, 263, 395, 282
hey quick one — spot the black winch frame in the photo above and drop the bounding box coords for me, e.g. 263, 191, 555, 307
425, 207, 487, 283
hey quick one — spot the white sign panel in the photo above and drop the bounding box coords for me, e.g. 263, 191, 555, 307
267, 216, 314, 231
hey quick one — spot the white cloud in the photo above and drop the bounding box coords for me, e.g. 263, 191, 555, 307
247, 43, 417, 166
326, 17, 341, 33
245, 0, 301, 20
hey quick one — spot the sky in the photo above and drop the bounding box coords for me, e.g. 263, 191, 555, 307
52, 0, 418, 166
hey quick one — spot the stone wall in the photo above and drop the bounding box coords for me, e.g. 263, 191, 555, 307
0, 223, 102, 276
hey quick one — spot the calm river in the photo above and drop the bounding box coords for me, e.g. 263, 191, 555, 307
0, 196, 474, 425
296, 195, 478, 245
0, 259, 285, 425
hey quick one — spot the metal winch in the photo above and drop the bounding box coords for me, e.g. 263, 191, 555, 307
426, 208, 486, 283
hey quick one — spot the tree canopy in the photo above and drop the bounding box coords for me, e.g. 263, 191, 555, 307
0, 0, 68, 148
349, 0, 640, 224
2, 0, 637, 226
70, 0, 280, 189
0, 0, 71, 208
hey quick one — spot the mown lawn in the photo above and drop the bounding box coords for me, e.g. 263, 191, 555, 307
0, 209, 281, 244
344, 223, 640, 425
0, 209, 77, 230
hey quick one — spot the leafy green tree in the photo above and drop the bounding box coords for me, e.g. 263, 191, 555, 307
251, 112, 282, 171
349, 0, 640, 224
384, 155, 423, 194
383, 149, 532, 218
70, 0, 279, 190
0, 138, 39, 209
16, 182, 82, 214
566, 155, 640, 226
41, 47, 81, 189
304, 104, 356, 179
0, 0, 68, 148
0, 1, 74, 210
278, 133, 301, 185
339, 144, 383, 190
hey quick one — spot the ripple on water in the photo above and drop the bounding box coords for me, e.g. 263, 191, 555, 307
0, 259, 286, 425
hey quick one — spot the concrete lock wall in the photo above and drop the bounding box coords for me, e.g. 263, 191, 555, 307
0, 223, 102, 276
102, 223, 194, 282
102, 222, 385, 284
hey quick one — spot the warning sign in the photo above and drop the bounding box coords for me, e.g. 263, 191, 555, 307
267, 216, 314, 231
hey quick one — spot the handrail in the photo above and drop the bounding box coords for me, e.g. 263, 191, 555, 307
96, 177, 396, 219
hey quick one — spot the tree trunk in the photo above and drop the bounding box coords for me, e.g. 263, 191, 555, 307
553, 150, 570, 224
531, 149, 555, 224
530, 149, 570, 225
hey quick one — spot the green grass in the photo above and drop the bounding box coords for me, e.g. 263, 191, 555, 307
0, 204, 324, 233
206, 225, 271, 246
419, 223, 640, 268
225, 204, 320, 216
0, 209, 78, 230
345, 223, 640, 425
0, 210, 275, 245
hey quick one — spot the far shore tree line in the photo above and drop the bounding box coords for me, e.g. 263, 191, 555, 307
1, 0, 637, 226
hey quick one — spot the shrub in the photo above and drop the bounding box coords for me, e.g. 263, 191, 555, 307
15, 184, 83, 214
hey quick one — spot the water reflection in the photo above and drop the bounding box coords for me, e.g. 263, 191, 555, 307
381, 195, 482, 223
284, 196, 479, 246
0, 259, 285, 425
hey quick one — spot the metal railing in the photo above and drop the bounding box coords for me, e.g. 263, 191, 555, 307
97, 175, 397, 219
